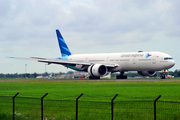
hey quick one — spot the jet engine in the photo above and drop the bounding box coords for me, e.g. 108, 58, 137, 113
88, 64, 107, 77
137, 71, 156, 76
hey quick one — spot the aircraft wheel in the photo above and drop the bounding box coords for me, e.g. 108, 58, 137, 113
161, 75, 165, 79
89, 76, 100, 80
89, 76, 93, 80
116, 75, 127, 79
116, 75, 120, 79
124, 75, 127, 79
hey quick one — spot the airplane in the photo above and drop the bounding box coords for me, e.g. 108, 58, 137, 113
101, 72, 111, 79
11, 29, 175, 79
36, 73, 53, 79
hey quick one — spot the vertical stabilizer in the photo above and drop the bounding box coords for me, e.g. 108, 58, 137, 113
56, 29, 71, 57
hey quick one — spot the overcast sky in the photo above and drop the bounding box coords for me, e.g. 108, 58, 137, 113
0, 0, 179, 74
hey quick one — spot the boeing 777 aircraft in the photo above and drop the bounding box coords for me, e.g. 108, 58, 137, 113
11, 29, 175, 79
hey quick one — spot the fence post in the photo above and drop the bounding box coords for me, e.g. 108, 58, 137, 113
76, 93, 83, 120
13, 92, 19, 120
154, 95, 161, 120
41, 93, 48, 120
111, 94, 118, 120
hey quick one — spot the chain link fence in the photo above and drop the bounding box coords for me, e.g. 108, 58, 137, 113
0, 94, 180, 120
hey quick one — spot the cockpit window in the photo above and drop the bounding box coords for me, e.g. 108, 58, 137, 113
164, 57, 173, 60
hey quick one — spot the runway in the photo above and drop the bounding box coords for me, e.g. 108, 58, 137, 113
0, 78, 180, 81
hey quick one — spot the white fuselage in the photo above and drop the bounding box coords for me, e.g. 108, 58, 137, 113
68, 51, 175, 72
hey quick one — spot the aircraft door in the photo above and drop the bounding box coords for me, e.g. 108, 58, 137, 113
106, 57, 109, 62
85, 57, 88, 62
133, 58, 136, 64
152, 56, 156, 64
132, 58, 138, 70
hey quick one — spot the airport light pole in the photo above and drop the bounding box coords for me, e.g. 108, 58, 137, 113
45, 63, 48, 77
45, 63, 47, 73
25, 64, 27, 78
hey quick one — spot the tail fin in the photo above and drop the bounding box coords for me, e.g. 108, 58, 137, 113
56, 29, 71, 57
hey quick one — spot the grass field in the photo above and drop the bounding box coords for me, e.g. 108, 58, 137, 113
0, 80, 180, 120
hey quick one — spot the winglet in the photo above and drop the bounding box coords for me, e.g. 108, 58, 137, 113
56, 29, 71, 57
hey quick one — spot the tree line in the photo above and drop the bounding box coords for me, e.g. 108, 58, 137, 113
0, 70, 180, 78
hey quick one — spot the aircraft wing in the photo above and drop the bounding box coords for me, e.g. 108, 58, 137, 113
9, 57, 118, 68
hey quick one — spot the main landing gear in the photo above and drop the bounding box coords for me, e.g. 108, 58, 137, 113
89, 76, 100, 80
116, 72, 127, 79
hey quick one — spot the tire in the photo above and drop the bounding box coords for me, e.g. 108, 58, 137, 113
116, 75, 127, 79
161, 75, 165, 79
89, 76, 100, 80
116, 75, 120, 79
124, 75, 127, 79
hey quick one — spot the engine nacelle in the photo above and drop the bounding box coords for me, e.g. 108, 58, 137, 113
138, 71, 156, 76
88, 64, 107, 77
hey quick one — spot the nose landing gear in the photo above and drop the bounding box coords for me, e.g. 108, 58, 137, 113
160, 69, 168, 79
160, 74, 165, 79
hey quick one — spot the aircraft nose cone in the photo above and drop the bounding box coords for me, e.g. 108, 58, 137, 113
170, 60, 175, 68
164, 59, 175, 69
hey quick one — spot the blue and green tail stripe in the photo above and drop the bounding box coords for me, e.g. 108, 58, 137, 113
56, 29, 71, 57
